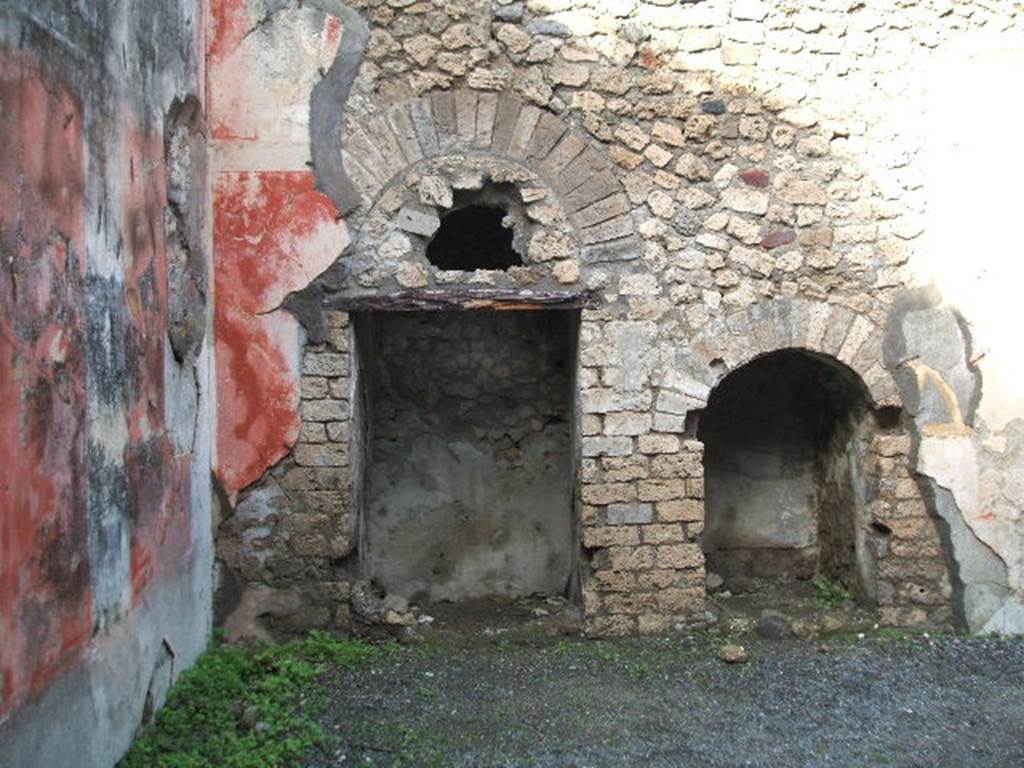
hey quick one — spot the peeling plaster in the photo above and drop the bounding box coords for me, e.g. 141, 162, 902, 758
886, 291, 1021, 633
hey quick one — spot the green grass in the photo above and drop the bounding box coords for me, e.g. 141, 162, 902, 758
119, 631, 389, 768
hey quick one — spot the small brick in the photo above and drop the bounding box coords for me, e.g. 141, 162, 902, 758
656, 544, 703, 570
638, 479, 687, 502
508, 104, 543, 158
583, 525, 641, 548
638, 434, 680, 454
528, 111, 568, 160
581, 482, 637, 505
642, 523, 685, 544
656, 499, 703, 522
475, 91, 498, 148
541, 131, 588, 174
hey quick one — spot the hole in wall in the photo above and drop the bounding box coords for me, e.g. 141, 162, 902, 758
426, 205, 522, 271
873, 404, 902, 430
871, 522, 893, 537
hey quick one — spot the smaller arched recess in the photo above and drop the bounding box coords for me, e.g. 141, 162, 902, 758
683, 299, 953, 625
698, 349, 880, 600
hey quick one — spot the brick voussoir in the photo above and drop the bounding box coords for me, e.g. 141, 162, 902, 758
430, 90, 458, 151
507, 103, 543, 159
475, 91, 498, 149
581, 213, 635, 245
409, 96, 440, 157
527, 110, 569, 161
453, 89, 479, 147
386, 103, 423, 165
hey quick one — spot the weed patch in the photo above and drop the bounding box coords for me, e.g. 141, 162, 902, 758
119, 631, 388, 768
812, 576, 854, 610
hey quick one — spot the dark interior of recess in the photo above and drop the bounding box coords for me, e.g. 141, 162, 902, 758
426, 205, 522, 271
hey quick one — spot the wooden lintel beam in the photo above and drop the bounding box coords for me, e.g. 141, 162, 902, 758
323, 289, 597, 313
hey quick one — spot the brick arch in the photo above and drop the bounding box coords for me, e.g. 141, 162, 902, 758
690, 298, 900, 408
340, 89, 639, 252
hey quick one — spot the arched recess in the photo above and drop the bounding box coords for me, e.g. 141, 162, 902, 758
697, 348, 876, 598
678, 300, 952, 626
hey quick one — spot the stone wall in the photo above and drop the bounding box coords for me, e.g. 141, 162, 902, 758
210, 0, 1024, 639
0, 1, 213, 765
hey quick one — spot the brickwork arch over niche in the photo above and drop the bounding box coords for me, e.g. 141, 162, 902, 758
339, 89, 640, 259
688, 298, 901, 410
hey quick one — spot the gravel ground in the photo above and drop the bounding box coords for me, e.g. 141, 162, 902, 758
309, 632, 1024, 768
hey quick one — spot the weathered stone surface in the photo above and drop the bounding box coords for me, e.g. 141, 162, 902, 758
396, 205, 441, 237
201, 0, 1024, 658
607, 503, 655, 526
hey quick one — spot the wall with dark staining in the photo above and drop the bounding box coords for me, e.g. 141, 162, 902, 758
0, 2, 213, 766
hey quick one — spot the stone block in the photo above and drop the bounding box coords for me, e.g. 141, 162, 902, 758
641, 523, 684, 544
606, 502, 655, 525
293, 443, 349, 467
582, 525, 641, 548
656, 587, 704, 612
396, 205, 441, 237
638, 479, 687, 502
303, 352, 349, 377
581, 482, 638, 505
609, 545, 656, 572
656, 544, 703, 570
301, 399, 350, 422
657, 499, 704, 523
638, 434, 680, 454
722, 187, 769, 215
604, 411, 652, 437
582, 435, 634, 457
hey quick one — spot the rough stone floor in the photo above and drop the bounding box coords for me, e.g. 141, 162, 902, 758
307, 631, 1024, 768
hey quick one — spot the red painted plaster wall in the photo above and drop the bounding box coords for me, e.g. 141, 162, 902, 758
0, 51, 91, 718
214, 171, 338, 495
209, 0, 348, 500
